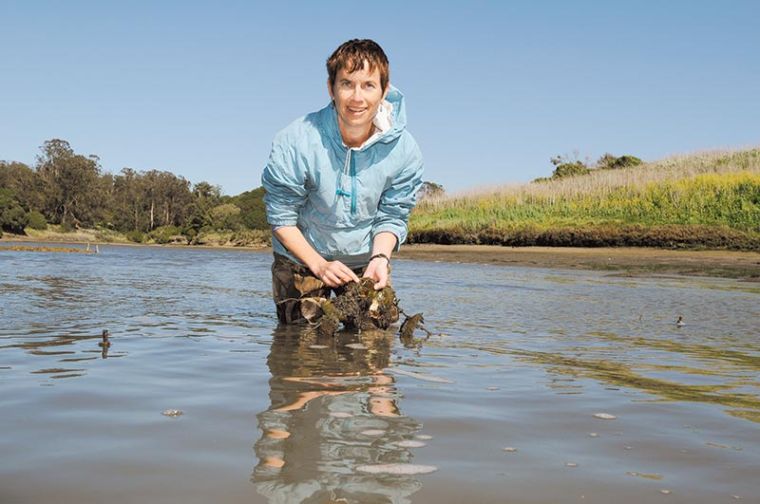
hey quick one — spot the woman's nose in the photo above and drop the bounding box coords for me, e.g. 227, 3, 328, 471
349, 85, 364, 101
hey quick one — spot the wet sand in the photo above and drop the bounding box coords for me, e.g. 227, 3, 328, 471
397, 244, 760, 279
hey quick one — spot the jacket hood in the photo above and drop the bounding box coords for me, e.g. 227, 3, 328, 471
322, 85, 407, 151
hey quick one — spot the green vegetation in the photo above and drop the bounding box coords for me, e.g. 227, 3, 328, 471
409, 149, 760, 249
26, 210, 47, 230
5, 139, 759, 250
0, 138, 271, 247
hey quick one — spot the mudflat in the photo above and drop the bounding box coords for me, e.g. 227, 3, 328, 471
397, 244, 760, 279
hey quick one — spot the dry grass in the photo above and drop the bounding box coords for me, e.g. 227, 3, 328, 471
421, 148, 760, 209
410, 148, 760, 249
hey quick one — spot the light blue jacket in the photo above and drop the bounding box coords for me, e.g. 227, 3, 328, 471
262, 87, 424, 268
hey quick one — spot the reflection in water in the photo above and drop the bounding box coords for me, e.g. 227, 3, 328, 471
253, 326, 426, 504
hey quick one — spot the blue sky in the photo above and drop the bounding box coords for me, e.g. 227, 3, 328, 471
1, 1, 758, 195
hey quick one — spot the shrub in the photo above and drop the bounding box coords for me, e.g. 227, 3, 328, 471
149, 225, 184, 244
27, 210, 47, 230
0, 205, 29, 233
597, 153, 643, 170
126, 230, 145, 243
553, 162, 590, 179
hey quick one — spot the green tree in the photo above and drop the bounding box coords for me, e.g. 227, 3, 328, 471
35, 139, 102, 226
192, 181, 222, 211
209, 203, 242, 230
417, 181, 445, 201
0, 188, 29, 233
0, 161, 45, 212
228, 187, 268, 229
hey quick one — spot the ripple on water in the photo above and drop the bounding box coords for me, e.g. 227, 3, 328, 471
360, 429, 386, 436
345, 343, 367, 350
328, 412, 352, 418
356, 463, 438, 475
593, 412, 617, 420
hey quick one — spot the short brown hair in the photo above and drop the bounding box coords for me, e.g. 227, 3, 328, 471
326, 39, 390, 91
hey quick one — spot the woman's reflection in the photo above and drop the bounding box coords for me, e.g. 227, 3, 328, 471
253, 326, 425, 504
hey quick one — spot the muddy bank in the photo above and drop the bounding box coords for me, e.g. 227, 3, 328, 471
0, 228, 270, 249
408, 224, 760, 251
396, 244, 760, 280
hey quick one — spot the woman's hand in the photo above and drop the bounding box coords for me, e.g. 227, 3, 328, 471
314, 260, 360, 288
363, 255, 390, 290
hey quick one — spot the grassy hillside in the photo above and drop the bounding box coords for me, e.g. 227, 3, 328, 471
409, 149, 760, 250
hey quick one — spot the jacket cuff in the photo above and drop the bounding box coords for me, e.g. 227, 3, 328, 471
371, 225, 405, 251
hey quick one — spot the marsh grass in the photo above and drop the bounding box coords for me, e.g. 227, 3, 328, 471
410, 149, 760, 249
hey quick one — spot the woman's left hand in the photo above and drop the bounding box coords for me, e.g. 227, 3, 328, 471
363, 256, 391, 290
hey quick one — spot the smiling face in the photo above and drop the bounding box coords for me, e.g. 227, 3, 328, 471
328, 61, 388, 147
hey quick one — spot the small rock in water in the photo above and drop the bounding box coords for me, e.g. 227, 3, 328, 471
416, 434, 433, 440
659, 489, 672, 495
360, 429, 385, 436
356, 463, 437, 475
345, 343, 367, 350
503, 447, 518, 453
593, 413, 617, 420
162, 409, 183, 418
565, 462, 578, 468
329, 411, 353, 418
395, 440, 426, 448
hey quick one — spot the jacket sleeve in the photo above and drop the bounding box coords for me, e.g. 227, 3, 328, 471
371, 142, 424, 248
261, 137, 307, 227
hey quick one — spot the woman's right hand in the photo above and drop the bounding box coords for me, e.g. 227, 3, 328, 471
313, 260, 360, 287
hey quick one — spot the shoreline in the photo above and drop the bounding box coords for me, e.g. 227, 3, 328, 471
3, 236, 759, 280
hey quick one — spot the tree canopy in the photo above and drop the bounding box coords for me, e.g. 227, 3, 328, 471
0, 138, 270, 239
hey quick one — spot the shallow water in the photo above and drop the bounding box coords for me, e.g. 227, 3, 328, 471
1, 243, 759, 503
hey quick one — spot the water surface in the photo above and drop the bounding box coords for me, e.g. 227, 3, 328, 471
1, 243, 758, 503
